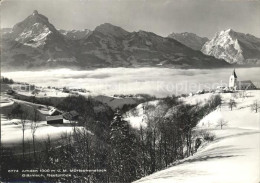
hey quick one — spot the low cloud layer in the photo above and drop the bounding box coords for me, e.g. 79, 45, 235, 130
3, 67, 260, 97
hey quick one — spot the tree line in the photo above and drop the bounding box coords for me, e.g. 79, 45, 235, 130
1, 77, 14, 84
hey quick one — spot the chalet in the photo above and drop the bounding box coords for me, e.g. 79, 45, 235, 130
46, 115, 63, 124
62, 110, 79, 121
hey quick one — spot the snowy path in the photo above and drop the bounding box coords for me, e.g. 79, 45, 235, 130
135, 130, 260, 183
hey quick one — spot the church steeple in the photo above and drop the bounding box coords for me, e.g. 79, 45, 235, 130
232, 69, 237, 79
229, 69, 238, 89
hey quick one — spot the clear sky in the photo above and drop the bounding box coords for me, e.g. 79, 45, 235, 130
1, 0, 260, 38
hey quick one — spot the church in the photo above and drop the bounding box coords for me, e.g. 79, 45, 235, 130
229, 69, 257, 90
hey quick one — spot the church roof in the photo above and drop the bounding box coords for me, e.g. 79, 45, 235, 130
239, 80, 253, 84
237, 80, 257, 89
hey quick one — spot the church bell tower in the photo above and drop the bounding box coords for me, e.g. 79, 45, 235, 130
229, 69, 238, 89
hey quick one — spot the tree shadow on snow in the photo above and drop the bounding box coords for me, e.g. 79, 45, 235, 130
172, 145, 248, 167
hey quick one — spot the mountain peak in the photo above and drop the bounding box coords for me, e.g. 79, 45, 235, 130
94, 23, 129, 37
202, 29, 260, 65
218, 28, 236, 37
8, 10, 65, 49
168, 32, 209, 50
11, 10, 57, 36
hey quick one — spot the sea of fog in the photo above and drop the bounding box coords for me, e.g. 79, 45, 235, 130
2, 67, 260, 97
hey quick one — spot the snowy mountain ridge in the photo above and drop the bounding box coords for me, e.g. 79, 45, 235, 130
202, 29, 260, 65
16, 23, 51, 48
59, 29, 92, 40
1, 11, 230, 70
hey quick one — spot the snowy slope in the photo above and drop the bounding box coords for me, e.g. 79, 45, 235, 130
124, 100, 160, 128
59, 29, 92, 40
134, 90, 260, 183
202, 29, 260, 65
135, 132, 260, 183
124, 93, 215, 129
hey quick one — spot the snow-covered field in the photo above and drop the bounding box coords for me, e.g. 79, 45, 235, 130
1, 116, 79, 144
134, 90, 260, 183
2, 67, 260, 97
0, 97, 84, 150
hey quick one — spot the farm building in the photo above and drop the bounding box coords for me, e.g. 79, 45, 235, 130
46, 115, 63, 124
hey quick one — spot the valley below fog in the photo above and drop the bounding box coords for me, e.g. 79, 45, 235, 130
2, 67, 260, 97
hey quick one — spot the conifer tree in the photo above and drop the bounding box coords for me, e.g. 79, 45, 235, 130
109, 109, 139, 182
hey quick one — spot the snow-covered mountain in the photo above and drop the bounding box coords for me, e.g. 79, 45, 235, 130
202, 29, 260, 65
1, 11, 230, 71
11, 10, 61, 44
168, 32, 209, 50
75, 26, 229, 68
1, 10, 77, 70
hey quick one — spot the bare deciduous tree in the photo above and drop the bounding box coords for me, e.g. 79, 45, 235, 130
216, 119, 228, 129
21, 112, 29, 159
228, 99, 237, 111
251, 100, 259, 113
232, 92, 238, 99
30, 108, 39, 161
10, 104, 29, 159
